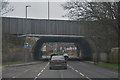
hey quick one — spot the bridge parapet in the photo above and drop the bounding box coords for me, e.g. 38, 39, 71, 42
2, 17, 83, 35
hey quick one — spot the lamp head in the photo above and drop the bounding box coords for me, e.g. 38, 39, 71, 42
26, 5, 31, 7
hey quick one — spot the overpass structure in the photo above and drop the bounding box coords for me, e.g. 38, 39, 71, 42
2, 17, 116, 61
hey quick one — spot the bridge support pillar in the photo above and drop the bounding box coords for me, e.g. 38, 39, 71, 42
33, 39, 44, 61
75, 43, 80, 57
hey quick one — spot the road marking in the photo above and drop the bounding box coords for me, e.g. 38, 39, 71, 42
86, 76, 92, 80
34, 62, 49, 80
34, 77, 38, 80
75, 70, 79, 72
41, 70, 43, 72
68, 64, 92, 80
12, 76, 16, 78
12, 68, 31, 78
72, 68, 75, 70
24, 69, 31, 72
37, 73, 41, 76
80, 73, 84, 76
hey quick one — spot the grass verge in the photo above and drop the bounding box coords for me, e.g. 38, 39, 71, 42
2, 61, 25, 66
97, 62, 120, 69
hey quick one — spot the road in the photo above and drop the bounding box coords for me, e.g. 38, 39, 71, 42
2, 61, 118, 79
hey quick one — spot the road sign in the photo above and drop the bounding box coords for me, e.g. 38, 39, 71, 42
24, 45, 29, 48
24, 42, 29, 48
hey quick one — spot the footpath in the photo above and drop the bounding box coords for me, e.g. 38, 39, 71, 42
3, 61, 42, 67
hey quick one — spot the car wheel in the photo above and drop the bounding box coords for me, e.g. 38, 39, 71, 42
64, 67, 67, 69
49, 67, 52, 70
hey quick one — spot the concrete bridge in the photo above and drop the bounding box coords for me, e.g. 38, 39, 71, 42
2, 17, 117, 61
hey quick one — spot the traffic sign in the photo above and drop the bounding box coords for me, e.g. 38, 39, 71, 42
24, 45, 29, 48
24, 42, 29, 48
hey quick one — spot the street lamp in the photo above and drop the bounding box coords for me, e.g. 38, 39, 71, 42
25, 5, 31, 42
48, 0, 49, 20
24, 5, 31, 62
26, 5, 31, 19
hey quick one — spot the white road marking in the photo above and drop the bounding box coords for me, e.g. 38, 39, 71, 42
34, 77, 38, 80
68, 64, 92, 80
72, 68, 74, 70
34, 62, 49, 80
37, 73, 41, 76
12, 76, 16, 78
86, 76, 92, 80
80, 73, 84, 76
75, 70, 79, 72
41, 70, 43, 72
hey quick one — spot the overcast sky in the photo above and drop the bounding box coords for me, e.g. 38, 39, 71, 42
5, 1, 69, 20
5, 0, 119, 20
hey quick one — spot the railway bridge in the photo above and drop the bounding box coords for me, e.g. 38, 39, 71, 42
2, 17, 117, 61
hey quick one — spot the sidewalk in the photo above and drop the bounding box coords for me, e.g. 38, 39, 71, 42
3, 61, 42, 67
84, 61, 95, 64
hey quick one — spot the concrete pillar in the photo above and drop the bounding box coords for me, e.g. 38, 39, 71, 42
75, 43, 80, 57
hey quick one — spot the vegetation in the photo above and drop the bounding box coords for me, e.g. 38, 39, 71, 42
2, 34, 26, 62
62, 1, 118, 60
97, 62, 119, 69
62, 1, 118, 21
2, 34, 25, 54
0, 0, 14, 16
2, 61, 24, 66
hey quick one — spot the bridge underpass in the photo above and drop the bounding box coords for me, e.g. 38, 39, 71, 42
31, 35, 92, 61
2, 17, 106, 62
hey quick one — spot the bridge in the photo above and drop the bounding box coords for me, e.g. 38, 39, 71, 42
2, 17, 117, 61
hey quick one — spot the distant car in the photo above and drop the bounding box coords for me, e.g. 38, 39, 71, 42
63, 53, 69, 60
49, 56, 67, 69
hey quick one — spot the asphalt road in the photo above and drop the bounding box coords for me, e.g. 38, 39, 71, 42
2, 61, 118, 79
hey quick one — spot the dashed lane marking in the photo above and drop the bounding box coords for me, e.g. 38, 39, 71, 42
34, 62, 49, 80
80, 73, 84, 76
67, 64, 92, 80
75, 70, 79, 72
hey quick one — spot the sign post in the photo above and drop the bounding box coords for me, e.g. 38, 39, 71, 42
24, 42, 29, 62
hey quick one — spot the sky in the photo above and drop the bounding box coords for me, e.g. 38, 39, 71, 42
4, 0, 119, 20
5, 0, 69, 20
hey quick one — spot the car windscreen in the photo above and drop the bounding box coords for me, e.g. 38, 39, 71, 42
51, 56, 65, 60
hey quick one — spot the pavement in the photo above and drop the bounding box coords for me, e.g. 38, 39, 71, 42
3, 61, 42, 67
2, 61, 118, 79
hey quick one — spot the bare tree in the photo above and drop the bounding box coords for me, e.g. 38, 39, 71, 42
62, 0, 118, 21
0, 0, 14, 16
62, 0, 119, 33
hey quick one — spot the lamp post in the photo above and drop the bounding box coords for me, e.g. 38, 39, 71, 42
25, 5, 31, 35
26, 5, 31, 19
24, 5, 31, 62
48, 0, 49, 20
